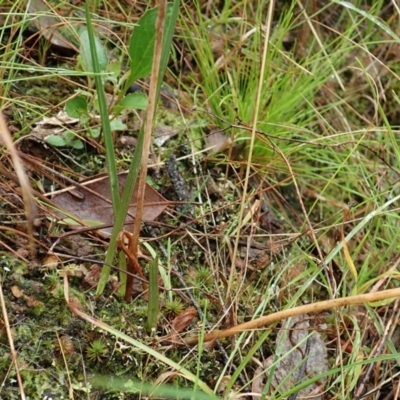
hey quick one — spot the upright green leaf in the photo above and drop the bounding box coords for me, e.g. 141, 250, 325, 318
157, 1, 180, 98
128, 4, 173, 84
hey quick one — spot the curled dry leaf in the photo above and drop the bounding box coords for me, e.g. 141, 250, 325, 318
153, 125, 179, 147
35, 111, 79, 128
11, 285, 44, 308
82, 264, 102, 288
216, 375, 230, 395
155, 371, 185, 386
215, 375, 242, 400
118, 136, 138, 147
43, 254, 59, 269
165, 307, 198, 344
252, 314, 328, 400
11, 285, 24, 299
108, 275, 120, 292
171, 307, 197, 334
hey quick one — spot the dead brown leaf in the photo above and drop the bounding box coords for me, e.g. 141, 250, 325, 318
11, 286, 24, 299
153, 125, 179, 147
51, 172, 169, 235
43, 254, 59, 269
82, 264, 102, 289
204, 129, 231, 154
171, 307, 197, 334
11, 285, 44, 308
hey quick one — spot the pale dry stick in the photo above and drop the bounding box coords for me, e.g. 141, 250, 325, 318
183, 287, 400, 345
392, 0, 400, 15
395, 376, 400, 400
0, 275, 26, 399
130, 0, 166, 261
227, 0, 275, 300
0, 113, 36, 258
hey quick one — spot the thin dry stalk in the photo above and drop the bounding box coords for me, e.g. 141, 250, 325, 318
0, 112, 36, 258
0, 276, 26, 399
227, 0, 275, 300
354, 297, 400, 399
129, 0, 167, 300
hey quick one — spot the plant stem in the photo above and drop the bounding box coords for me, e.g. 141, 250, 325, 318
128, 0, 167, 295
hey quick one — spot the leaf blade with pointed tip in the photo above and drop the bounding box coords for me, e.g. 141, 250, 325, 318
127, 5, 174, 84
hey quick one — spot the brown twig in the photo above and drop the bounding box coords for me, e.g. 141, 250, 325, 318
117, 231, 148, 301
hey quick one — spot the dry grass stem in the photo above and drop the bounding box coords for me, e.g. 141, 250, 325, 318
184, 286, 400, 345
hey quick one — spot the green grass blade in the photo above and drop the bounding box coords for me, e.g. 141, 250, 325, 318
84, 1, 119, 211
84, 1, 124, 295
147, 256, 159, 332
